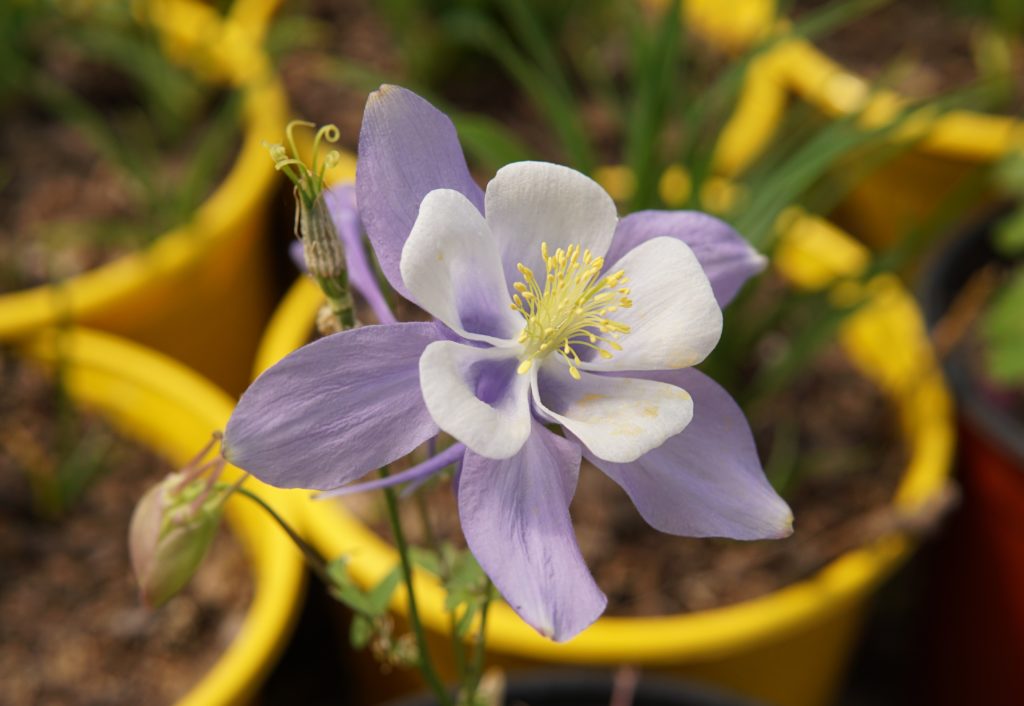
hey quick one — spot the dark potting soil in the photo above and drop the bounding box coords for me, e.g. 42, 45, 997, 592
274, 0, 562, 166
0, 351, 252, 705
274, 0, 396, 151
0, 32, 240, 294
338, 340, 906, 617
793, 0, 1024, 108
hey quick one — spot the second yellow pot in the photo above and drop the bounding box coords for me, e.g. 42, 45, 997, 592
19, 327, 307, 706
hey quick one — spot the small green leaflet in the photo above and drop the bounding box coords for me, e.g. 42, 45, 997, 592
982, 267, 1024, 384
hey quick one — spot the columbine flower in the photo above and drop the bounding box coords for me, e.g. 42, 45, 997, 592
224, 86, 792, 642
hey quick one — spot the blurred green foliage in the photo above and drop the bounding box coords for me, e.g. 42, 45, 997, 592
981, 154, 1024, 386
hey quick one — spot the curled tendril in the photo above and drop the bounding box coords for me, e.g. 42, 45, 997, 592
263, 120, 342, 206
310, 124, 341, 186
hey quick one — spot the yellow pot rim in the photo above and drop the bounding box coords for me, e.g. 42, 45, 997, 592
681, 0, 1024, 163
256, 208, 953, 663
778, 36, 1024, 162
22, 328, 306, 705
227, 0, 283, 42
0, 0, 287, 340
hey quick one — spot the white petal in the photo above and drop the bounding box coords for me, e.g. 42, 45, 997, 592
419, 341, 532, 459
401, 189, 523, 342
485, 162, 619, 293
533, 361, 694, 463
582, 236, 723, 372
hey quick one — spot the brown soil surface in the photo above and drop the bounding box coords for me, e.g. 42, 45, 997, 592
0, 35, 239, 294
338, 340, 906, 617
794, 0, 1024, 108
0, 351, 252, 705
0, 116, 139, 292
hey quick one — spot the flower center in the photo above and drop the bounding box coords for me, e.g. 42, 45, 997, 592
509, 242, 632, 380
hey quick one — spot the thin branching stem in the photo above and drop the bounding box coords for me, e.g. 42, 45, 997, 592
382, 471, 452, 706
225, 485, 334, 588
464, 579, 493, 703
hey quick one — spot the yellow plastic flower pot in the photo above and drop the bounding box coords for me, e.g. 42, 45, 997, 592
223, 0, 284, 43
0, 0, 289, 396
674, 0, 1024, 248
18, 327, 307, 706
252, 195, 953, 706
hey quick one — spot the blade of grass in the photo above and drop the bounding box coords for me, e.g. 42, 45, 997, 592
624, 0, 683, 210
317, 56, 538, 171
441, 8, 596, 171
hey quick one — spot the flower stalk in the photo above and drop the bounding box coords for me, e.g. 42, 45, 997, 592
266, 121, 355, 332
380, 467, 453, 706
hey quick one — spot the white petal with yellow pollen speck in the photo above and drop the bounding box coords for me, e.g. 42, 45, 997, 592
532, 360, 694, 463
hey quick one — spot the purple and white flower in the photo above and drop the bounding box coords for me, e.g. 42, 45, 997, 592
225, 85, 792, 642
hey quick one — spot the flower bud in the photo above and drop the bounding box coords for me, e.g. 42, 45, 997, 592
129, 446, 232, 608
299, 192, 346, 281
263, 120, 354, 331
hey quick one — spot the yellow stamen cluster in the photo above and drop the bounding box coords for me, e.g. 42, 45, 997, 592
510, 242, 632, 380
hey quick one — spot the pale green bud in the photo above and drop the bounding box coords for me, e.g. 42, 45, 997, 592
128, 443, 232, 608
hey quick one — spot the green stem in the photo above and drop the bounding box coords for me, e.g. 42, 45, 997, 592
382, 472, 452, 706
414, 490, 468, 680
464, 580, 493, 703
227, 485, 334, 588
317, 272, 356, 330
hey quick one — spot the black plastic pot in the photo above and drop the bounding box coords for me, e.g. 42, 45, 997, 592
382, 672, 768, 706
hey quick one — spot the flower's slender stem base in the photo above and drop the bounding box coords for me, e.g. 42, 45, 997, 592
462, 579, 493, 706
224, 485, 334, 587
382, 470, 453, 706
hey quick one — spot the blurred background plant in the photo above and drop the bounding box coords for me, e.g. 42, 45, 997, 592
0, 0, 241, 292
978, 154, 1024, 387
0, 338, 114, 521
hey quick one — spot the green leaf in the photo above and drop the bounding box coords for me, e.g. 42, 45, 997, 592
982, 267, 1024, 384
349, 614, 375, 649
995, 152, 1024, 194
994, 207, 1024, 256
366, 567, 402, 615
447, 548, 485, 592
453, 602, 478, 639
326, 557, 376, 615
442, 548, 487, 612
409, 546, 442, 576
